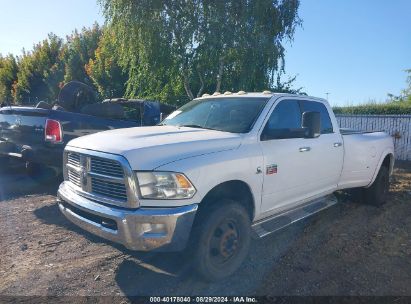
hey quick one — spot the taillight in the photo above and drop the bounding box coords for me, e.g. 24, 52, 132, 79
45, 119, 62, 143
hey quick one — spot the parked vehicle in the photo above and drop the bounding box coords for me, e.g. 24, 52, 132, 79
56, 92, 394, 281
0, 98, 175, 176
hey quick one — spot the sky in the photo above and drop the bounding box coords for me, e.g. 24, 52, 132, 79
284, 0, 411, 106
0, 0, 104, 54
0, 0, 410, 106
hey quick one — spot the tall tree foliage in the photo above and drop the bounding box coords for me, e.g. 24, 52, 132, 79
99, 0, 301, 103
85, 28, 128, 98
2, 26, 103, 104
387, 69, 411, 104
0, 54, 18, 102
62, 24, 102, 85
0, 4, 303, 106
402, 69, 411, 103
13, 34, 64, 103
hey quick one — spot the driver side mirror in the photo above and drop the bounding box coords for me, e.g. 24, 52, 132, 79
302, 111, 321, 138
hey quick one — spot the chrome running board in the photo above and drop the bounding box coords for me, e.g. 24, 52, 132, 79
252, 194, 338, 238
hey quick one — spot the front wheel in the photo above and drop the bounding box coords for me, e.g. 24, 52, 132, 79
363, 166, 390, 206
191, 200, 251, 281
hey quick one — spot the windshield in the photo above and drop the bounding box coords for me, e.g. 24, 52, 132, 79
161, 97, 269, 133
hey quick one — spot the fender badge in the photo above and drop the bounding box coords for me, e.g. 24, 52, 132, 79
266, 164, 278, 175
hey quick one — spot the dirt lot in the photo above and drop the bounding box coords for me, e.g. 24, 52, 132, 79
0, 162, 410, 298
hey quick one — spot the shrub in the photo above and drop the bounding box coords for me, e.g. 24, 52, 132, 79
333, 103, 411, 115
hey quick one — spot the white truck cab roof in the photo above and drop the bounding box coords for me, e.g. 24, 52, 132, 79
195, 91, 329, 105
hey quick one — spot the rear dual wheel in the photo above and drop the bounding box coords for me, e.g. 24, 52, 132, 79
363, 166, 390, 207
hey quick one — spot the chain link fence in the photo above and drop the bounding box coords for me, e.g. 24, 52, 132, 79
336, 115, 411, 160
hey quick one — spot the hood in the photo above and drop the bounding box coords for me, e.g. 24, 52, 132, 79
67, 126, 242, 170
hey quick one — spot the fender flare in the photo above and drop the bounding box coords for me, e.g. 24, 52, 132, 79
198, 179, 257, 221
366, 149, 394, 188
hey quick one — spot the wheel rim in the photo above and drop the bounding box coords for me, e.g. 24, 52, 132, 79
209, 218, 240, 265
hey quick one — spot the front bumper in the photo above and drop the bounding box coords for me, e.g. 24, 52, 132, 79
57, 182, 198, 251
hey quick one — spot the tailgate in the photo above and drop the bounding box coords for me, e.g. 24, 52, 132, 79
0, 107, 50, 151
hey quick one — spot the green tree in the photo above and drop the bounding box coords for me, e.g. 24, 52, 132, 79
98, 0, 301, 104
62, 23, 102, 86
387, 69, 411, 104
0, 54, 18, 102
13, 33, 64, 103
85, 28, 128, 98
402, 69, 411, 102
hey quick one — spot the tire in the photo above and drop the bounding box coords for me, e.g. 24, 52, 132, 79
26, 162, 41, 178
26, 162, 56, 181
191, 200, 251, 281
363, 165, 390, 206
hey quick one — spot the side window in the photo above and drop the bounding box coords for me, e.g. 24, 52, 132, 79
301, 100, 333, 134
121, 103, 142, 122
261, 100, 304, 140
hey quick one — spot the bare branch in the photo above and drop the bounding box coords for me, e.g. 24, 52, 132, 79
183, 73, 194, 100
215, 56, 224, 93
196, 68, 205, 97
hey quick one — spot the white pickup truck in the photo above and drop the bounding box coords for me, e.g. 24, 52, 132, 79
57, 92, 394, 281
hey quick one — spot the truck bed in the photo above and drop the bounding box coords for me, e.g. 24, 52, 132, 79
340, 128, 384, 135
338, 130, 393, 189
0, 106, 140, 170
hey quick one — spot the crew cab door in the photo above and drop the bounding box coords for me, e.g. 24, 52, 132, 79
259, 98, 343, 215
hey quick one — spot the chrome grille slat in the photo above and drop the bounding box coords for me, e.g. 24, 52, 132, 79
90, 160, 123, 169
91, 188, 127, 197
91, 163, 123, 171
91, 164, 123, 172
91, 179, 127, 197
68, 170, 81, 188
68, 170, 80, 180
91, 159, 122, 166
91, 190, 127, 199
67, 153, 81, 167
91, 191, 127, 200
90, 156, 124, 178
92, 183, 127, 194
88, 171, 124, 183
68, 174, 80, 184
92, 186, 126, 193
91, 180, 126, 190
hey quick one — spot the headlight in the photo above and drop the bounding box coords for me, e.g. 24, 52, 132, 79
135, 171, 196, 199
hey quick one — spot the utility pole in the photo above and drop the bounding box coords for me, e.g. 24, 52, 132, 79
325, 92, 330, 101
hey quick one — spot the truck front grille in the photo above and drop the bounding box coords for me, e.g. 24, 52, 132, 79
65, 150, 133, 207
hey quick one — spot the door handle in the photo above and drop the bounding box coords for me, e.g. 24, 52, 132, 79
333, 142, 343, 147
299, 147, 311, 152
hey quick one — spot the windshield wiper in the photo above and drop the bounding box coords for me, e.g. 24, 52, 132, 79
178, 124, 219, 131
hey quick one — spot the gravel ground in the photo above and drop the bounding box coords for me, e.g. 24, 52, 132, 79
0, 162, 410, 298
